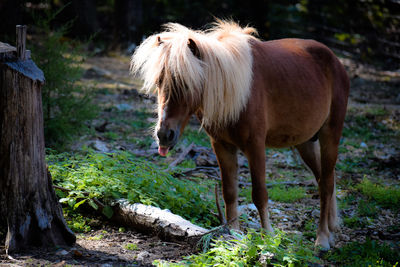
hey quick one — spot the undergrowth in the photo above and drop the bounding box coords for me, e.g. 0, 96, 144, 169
47, 149, 218, 228
155, 229, 319, 266
325, 239, 400, 267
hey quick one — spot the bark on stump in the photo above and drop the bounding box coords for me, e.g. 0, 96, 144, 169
0, 28, 75, 254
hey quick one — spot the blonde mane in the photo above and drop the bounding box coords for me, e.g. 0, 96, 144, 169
130, 20, 258, 128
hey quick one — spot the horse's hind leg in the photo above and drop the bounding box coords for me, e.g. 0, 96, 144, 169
295, 141, 321, 182
315, 123, 342, 250
296, 140, 337, 247
212, 140, 240, 229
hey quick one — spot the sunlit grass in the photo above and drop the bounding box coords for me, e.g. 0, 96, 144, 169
357, 177, 400, 209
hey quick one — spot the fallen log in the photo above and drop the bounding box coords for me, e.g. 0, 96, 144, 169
111, 199, 208, 241
53, 185, 209, 242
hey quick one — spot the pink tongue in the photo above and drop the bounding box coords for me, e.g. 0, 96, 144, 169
158, 146, 169, 157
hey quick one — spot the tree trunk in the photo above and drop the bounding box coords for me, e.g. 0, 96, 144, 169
0, 40, 75, 254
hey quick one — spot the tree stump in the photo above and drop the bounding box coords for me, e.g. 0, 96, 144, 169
0, 26, 75, 254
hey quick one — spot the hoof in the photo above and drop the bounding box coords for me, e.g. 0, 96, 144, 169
228, 220, 240, 230
315, 234, 331, 251
328, 232, 335, 247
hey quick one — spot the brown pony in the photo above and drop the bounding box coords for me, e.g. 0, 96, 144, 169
131, 20, 349, 250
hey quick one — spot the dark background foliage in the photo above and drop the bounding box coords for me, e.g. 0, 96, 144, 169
0, 0, 399, 68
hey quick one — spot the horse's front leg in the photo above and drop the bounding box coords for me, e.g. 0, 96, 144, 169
316, 125, 341, 250
212, 140, 239, 229
245, 141, 273, 232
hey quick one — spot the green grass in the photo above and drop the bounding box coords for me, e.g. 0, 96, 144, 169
342, 111, 395, 142
336, 156, 371, 173
338, 192, 357, 210
181, 128, 210, 147
124, 243, 139, 251
131, 135, 154, 148
325, 239, 400, 267
357, 178, 400, 209
302, 218, 317, 239
269, 186, 307, 203
357, 199, 378, 217
131, 109, 154, 130
343, 216, 371, 228
104, 131, 119, 140
240, 185, 307, 204
178, 159, 196, 169
48, 149, 218, 227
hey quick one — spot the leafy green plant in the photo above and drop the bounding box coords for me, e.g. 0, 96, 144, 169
156, 230, 319, 266
325, 239, 400, 267
32, 7, 97, 147
48, 150, 218, 227
357, 178, 400, 209
63, 209, 91, 233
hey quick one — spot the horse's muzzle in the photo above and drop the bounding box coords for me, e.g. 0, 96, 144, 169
156, 127, 179, 156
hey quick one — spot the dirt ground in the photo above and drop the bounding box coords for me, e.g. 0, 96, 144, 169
1, 52, 399, 266
1, 223, 193, 266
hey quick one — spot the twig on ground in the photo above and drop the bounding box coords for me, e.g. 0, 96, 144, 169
199, 216, 238, 238
214, 183, 226, 225
165, 142, 195, 172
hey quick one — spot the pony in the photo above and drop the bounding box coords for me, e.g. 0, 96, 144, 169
130, 20, 349, 250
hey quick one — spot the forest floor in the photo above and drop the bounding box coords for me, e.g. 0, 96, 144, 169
1, 52, 399, 266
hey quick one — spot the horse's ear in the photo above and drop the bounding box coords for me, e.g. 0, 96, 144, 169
188, 38, 200, 59
157, 36, 163, 45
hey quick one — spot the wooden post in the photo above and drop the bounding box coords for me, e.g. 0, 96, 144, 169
0, 26, 76, 254
16, 25, 27, 60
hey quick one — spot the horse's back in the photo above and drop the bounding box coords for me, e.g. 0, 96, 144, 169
248, 39, 349, 148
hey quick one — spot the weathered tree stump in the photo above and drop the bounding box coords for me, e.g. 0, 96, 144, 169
0, 26, 75, 254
